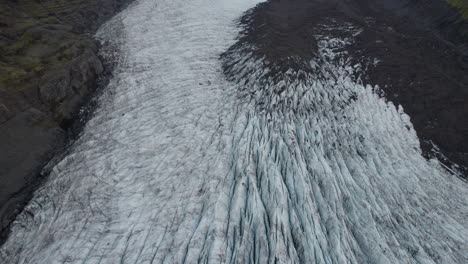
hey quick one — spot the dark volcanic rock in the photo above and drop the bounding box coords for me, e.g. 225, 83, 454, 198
0, 0, 132, 242
343, 0, 468, 176
0, 108, 65, 231
227, 0, 467, 177
224, 0, 331, 75
351, 24, 468, 176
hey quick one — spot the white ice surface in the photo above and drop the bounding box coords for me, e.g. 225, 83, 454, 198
1, 0, 467, 263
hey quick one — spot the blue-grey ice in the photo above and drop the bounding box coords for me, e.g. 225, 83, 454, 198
1, 0, 467, 263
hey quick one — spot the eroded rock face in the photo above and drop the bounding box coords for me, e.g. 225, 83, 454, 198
0, 0, 132, 241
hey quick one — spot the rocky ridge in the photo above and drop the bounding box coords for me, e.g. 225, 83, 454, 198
0, 0, 132, 242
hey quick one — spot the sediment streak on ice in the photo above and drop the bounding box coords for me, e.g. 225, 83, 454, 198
1, 0, 467, 263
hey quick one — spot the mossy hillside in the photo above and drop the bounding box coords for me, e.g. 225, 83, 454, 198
0, 44, 79, 91
17, 0, 90, 17
0, 0, 132, 246
0, 31, 81, 91
0, 0, 93, 92
447, 0, 468, 20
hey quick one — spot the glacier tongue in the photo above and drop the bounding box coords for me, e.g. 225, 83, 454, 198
1, 0, 467, 263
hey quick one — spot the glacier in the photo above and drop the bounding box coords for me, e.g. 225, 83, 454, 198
1, 0, 467, 263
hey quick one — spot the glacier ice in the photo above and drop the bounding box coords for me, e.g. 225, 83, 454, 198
1, 0, 467, 263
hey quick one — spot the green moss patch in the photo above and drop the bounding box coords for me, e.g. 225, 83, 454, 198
0, 65, 34, 91
447, 0, 468, 20
0, 1, 90, 92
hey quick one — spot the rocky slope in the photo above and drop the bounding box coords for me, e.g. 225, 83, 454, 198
343, 0, 468, 175
0, 0, 131, 241
234, 0, 468, 176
